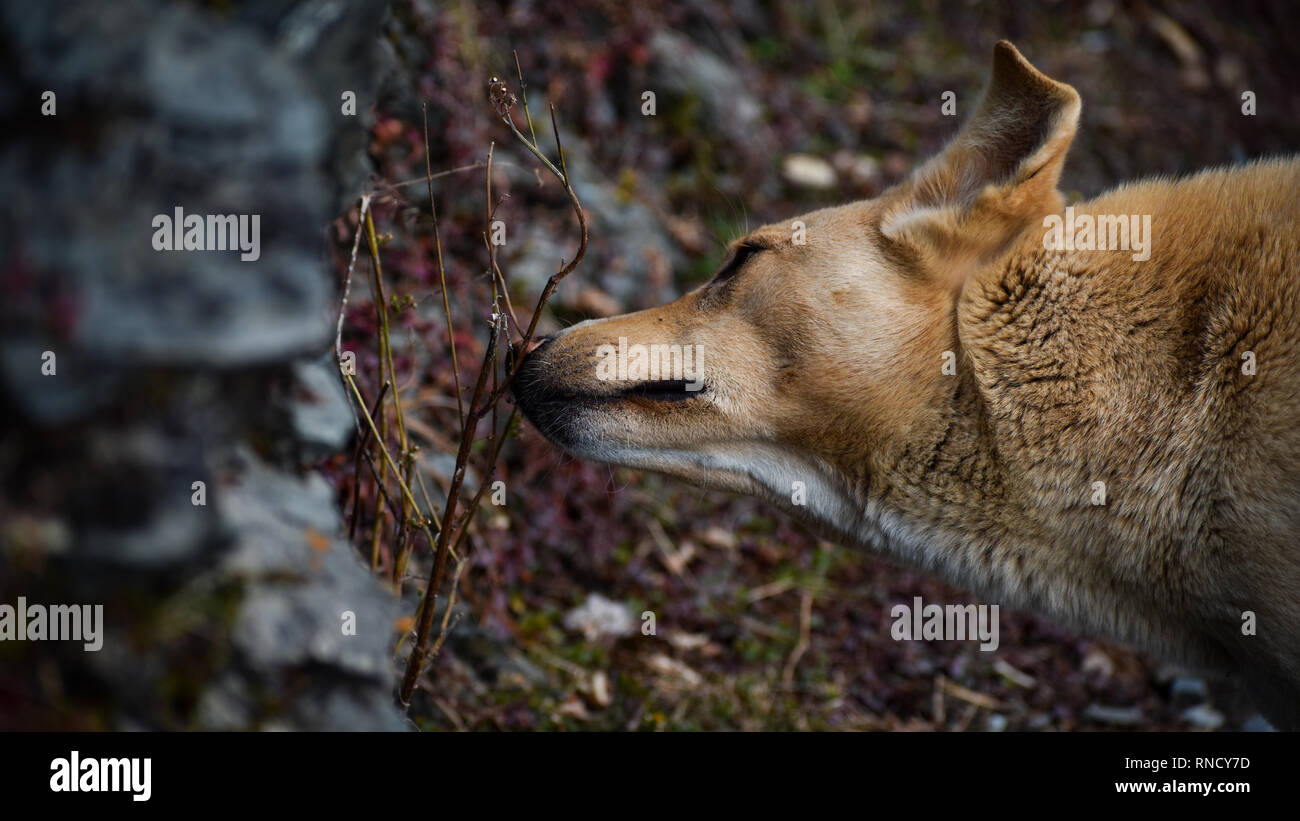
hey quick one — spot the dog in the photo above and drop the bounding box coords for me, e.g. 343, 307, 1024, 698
513, 41, 1300, 729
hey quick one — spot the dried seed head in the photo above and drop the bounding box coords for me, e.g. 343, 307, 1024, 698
488, 76, 517, 116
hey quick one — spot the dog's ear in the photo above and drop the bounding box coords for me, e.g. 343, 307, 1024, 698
881, 41, 1080, 286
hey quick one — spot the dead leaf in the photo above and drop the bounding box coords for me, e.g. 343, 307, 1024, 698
305, 527, 332, 554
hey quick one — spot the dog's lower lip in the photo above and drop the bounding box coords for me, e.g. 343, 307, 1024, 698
514, 381, 706, 413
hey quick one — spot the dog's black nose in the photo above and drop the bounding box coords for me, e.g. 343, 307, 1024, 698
510, 335, 555, 419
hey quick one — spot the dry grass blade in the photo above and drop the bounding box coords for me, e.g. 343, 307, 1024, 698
423, 102, 466, 428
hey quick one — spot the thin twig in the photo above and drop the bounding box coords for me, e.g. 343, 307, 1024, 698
336, 197, 369, 363
362, 161, 494, 197
364, 208, 411, 459
549, 103, 569, 186
782, 590, 814, 688
399, 311, 504, 705
513, 50, 538, 148
448, 407, 518, 560
362, 445, 403, 524
483, 144, 523, 338
361, 207, 428, 583
340, 370, 439, 536
424, 102, 466, 428
481, 99, 588, 407
349, 381, 389, 542
427, 556, 469, 661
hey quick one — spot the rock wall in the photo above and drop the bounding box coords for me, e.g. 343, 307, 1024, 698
0, 0, 405, 730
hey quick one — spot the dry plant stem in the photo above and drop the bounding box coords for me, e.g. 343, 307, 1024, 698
427, 556, 468, 663
350, 380, 439, 581
549, 103, 570, 186
340, 371, 438, 537
364, 208, 411, 459
486, 238, 522, 337
482, 144, 523, 338
336, 229, 441, 538
414, 143, 515, 577
782, 589, 814, 688
482, 184, 523, 338
482, 105, 587, 408
398, 86, 587, 708
336, 196, 369, 365
445, 194, 512, 562
335, 195, 450, 580
362, 207, 426, 580
399, 311, 504, 706
362, 449, 402, 530
448, 406, 519, 560
399, 145, 504, 705
393, 457, 415, 583
414, 467, 442, 524
486, 153, 503, 500
513, 50, 538, 148
337, 197, 441, 535
349, 381, 390, 543
363, 160, 526, 199
440, 321, 517, 565
336, 195, 373, 448
369, 510, 385, 576
424, 103, 466, 427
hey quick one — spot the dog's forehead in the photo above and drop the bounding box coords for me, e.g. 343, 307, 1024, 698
750, 200, 876, 246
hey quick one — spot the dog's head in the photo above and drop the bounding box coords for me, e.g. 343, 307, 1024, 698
513, 42, 1080, 511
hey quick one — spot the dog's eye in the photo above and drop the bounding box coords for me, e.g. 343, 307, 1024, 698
711, 243, 763, 286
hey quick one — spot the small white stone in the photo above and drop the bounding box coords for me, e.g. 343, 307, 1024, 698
782, 154, 837, 189
563, 593, 635, 640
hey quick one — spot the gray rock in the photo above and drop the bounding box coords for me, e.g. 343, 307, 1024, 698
1170, 675, 1210, 705
1083, 704, 1145, 726
217, 447, 398, 678
420, 451, 477, 499
289, 357, 355, 462
1241, 713, 1277, 732
0, 0, 403, 731
563, 148, 681, 308
233, 571, 397, 679
647, 31, 764, 145
1181, 704, 1225, 730
283, 679, 412, 732
563, 593, 636, 640
1, 1, 340, 387
497, 109, 682, 312
494, 650, 549, 689
509, 224, 577, 299
72, 425, 221, 567
196, 673, 255, 731
0, 341, 122, 424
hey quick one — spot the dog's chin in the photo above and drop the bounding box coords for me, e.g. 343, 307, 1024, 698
514, 392, 704, 464
545, 426, 762, 497
515, 396, 597, 455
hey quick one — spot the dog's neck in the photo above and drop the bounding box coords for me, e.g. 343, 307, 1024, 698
819, 267, 1210, 669
849, 364, 1033, 589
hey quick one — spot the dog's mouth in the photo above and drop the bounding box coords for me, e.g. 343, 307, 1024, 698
513, 351, 709, 449
607, 378, 707, 403
527, 378, 709, 409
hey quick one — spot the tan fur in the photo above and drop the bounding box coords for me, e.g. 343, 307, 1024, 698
513, 42, 1300, 728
